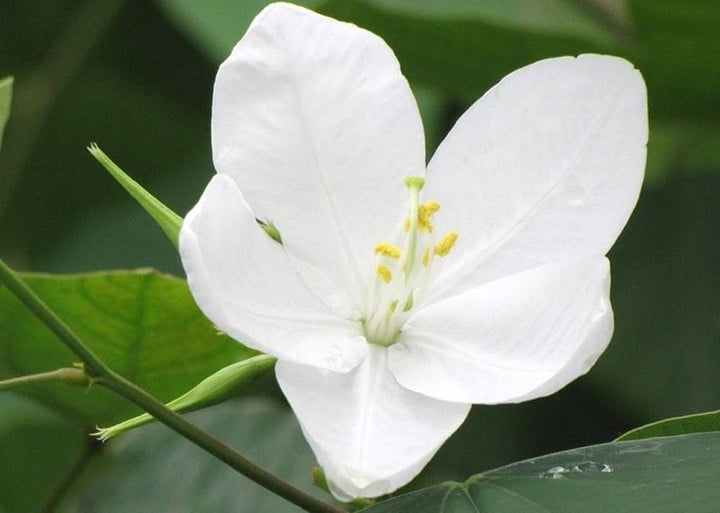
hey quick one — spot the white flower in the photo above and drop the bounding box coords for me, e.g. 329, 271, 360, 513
179, 2, 647, 500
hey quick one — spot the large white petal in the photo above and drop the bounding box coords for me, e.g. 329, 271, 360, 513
212, 3, 425, 310
276, 345, 470, 499
425, 55, 647, 301
179, 174, 367, 372
388, 257, 613, 404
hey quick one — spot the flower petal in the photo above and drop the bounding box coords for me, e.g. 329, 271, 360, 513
212, 3, 425, 309
179, 174, 367, 372
276, 345, 470, 499
425, 55, 646, 301
388, 257, 613, 404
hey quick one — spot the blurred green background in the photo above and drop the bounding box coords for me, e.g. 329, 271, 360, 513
1, 0, 719, 512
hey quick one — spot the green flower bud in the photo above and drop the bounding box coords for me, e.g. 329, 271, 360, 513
93, 354, 275, 441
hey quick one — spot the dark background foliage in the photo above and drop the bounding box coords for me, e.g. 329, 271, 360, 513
0, 1, 719, 511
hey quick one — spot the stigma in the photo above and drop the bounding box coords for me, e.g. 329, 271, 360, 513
363, 176, 458, 346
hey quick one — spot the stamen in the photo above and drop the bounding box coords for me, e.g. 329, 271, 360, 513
365, 176, 458, 348
418, 200, 440, 233
421, 247, 430, 266
376, 264, 392, 283
422, 200, 440, 214
402, 293, 414, 311
403, 176, 425, 275
435, 231, 459, 257
374, 242, 401, 259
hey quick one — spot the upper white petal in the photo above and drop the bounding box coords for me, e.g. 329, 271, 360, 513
179, 174, 367, 372
425, 54, 647, 302
276, 345, 470, 499
388, 257, 613, 404
212, 3, 425, 310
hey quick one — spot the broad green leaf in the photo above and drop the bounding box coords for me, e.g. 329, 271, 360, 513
57, 397, 329, 513
0, 270, 254, 425
362, 432, 720, 513
618, 410, 720, 441
0, 393, 87, 513
0, 76, 12, 154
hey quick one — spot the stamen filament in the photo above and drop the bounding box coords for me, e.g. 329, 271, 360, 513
421, 247, 430, 266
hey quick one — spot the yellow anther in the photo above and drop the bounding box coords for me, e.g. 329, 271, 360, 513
422, 200, 440, 215
418, 200, 441, 233
376, 264, 392, 283
374, 242, 402, 259
421, 247, 430, 266
418, 216, 433, 234
403, 217, 410, 232
435, 231, 459, 257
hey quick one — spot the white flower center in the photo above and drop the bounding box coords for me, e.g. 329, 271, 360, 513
363, 176, 458, 346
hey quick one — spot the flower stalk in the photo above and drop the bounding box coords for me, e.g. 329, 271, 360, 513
0, 366, 89, 391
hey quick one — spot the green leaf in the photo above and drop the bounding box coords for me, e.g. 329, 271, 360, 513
362, 432, 720, 513
88, 144, 184, 249
153, 0, 621, 101
358, 0, 624, 45
0, 393, 88, 513
318, 0, 622, 102
57, 397, 330, 513
628, 0, 720, 122
617, 410, 720, 442
0, 270, 254, 425
153, 0, 324, 62
0, 76, 12, 154
645, 121, 720, 184
595, 172, 720, 419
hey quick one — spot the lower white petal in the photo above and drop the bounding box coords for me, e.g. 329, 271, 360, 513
388, 257, 613, 403
276, 345, 470, 499
180, 175, 367, 372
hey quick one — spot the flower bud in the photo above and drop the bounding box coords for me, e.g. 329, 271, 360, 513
93, 354, 275, 441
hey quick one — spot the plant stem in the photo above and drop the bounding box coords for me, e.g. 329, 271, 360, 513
0, 258, 346, 513
0, 260, 108, 377
0, 367, 88, 391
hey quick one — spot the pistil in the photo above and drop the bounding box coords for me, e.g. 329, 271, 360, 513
363, 176, 458, 347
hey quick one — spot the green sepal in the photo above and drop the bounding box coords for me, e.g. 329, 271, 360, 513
0, 76, 13, 154
311, 467, 376, 510
258, 219, 282, 244
88, 143, 183, 249
310, 466, 330, 494
94, 354, 276, 440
